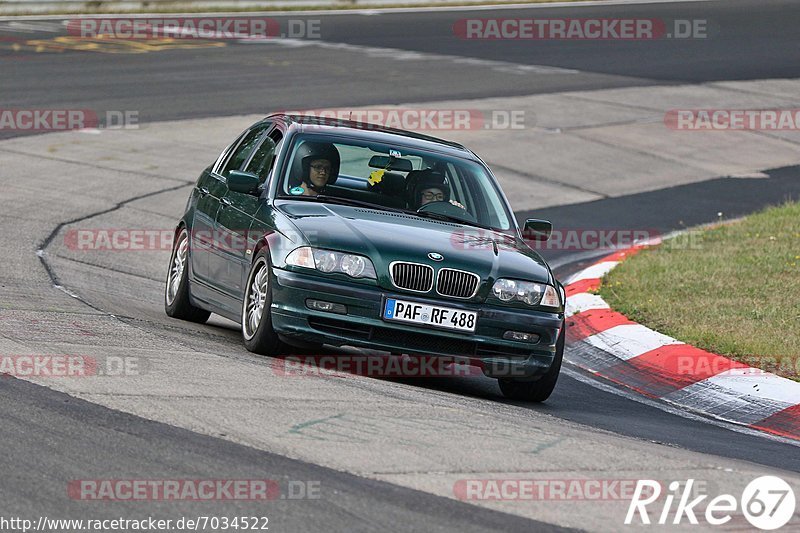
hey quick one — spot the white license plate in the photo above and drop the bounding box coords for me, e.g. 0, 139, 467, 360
383, 298, 477, 332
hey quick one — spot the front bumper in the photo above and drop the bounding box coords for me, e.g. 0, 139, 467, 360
270, 268, 564, 379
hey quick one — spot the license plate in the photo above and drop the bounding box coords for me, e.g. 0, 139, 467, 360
383, 298, 477, 332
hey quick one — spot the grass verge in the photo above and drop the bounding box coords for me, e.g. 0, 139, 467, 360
599, 201, 800, 381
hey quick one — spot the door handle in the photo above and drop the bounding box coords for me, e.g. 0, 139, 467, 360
198, 186, 209, 196
220, 197, 233, 207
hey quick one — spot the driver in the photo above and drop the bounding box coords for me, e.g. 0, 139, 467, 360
291, 142, 340, 196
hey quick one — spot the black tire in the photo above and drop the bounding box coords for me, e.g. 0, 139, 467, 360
498, 323, 565, 402
241, 251, 284, 355
164, 227, 211, 324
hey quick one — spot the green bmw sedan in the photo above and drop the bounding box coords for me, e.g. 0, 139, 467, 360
165, 114, 565, 401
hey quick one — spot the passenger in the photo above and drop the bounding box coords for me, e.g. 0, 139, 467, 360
407, 169, 465, 210
419, 185, 446, 206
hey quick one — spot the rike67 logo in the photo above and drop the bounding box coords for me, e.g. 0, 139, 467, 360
626, 476, 796, 530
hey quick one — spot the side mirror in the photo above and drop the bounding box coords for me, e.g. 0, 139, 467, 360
524, 219, 552, 242
228, 170, 261, 195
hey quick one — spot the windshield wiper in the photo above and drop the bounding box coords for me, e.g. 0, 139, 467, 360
412, 210, 493, 230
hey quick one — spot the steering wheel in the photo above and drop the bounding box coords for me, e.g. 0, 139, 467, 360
417, 200, 477, 223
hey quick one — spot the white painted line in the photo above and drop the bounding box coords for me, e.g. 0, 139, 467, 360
585, 323, 683, 361
0, 21, 62, 31
565, 292, 608, 317
237, 38, 579, 76
568, 260, 619, 283
729, 172, 770, 179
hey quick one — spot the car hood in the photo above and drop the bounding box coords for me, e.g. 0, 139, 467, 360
276, 201, 552, 288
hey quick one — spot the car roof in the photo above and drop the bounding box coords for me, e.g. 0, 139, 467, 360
266, 113, 480, 161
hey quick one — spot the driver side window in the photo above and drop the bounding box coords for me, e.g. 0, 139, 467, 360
219, 123, 271, 179
245, 129, 283, 184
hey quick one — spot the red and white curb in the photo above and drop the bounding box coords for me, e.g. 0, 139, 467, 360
564, 245, 800, 441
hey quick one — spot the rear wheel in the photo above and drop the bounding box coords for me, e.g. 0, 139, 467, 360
164, 227, 210, 323
498, 324, 564, 402
242, 252, 284, 355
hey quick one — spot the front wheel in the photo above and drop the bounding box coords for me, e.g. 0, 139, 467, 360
164, 227, 210, 323
498, 324, 564, 402
241, 252, 283, 355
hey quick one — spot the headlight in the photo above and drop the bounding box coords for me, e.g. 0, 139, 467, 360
491, 278, 561, 309
316, 250, 338, 273
340, 254, 367, 277
492, 279, 517, 301
285, 247, 376, 280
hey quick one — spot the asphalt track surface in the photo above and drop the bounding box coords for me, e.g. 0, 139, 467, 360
3, 0, 800, 530
0, 377, 565, 532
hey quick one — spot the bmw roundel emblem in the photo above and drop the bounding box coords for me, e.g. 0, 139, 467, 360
428, 252, 444, 262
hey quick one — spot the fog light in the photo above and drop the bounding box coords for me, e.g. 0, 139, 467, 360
503, 331, 540, 343
306, 299, 347, 314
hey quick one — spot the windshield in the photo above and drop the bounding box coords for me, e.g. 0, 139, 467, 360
278, 133, 513, 231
